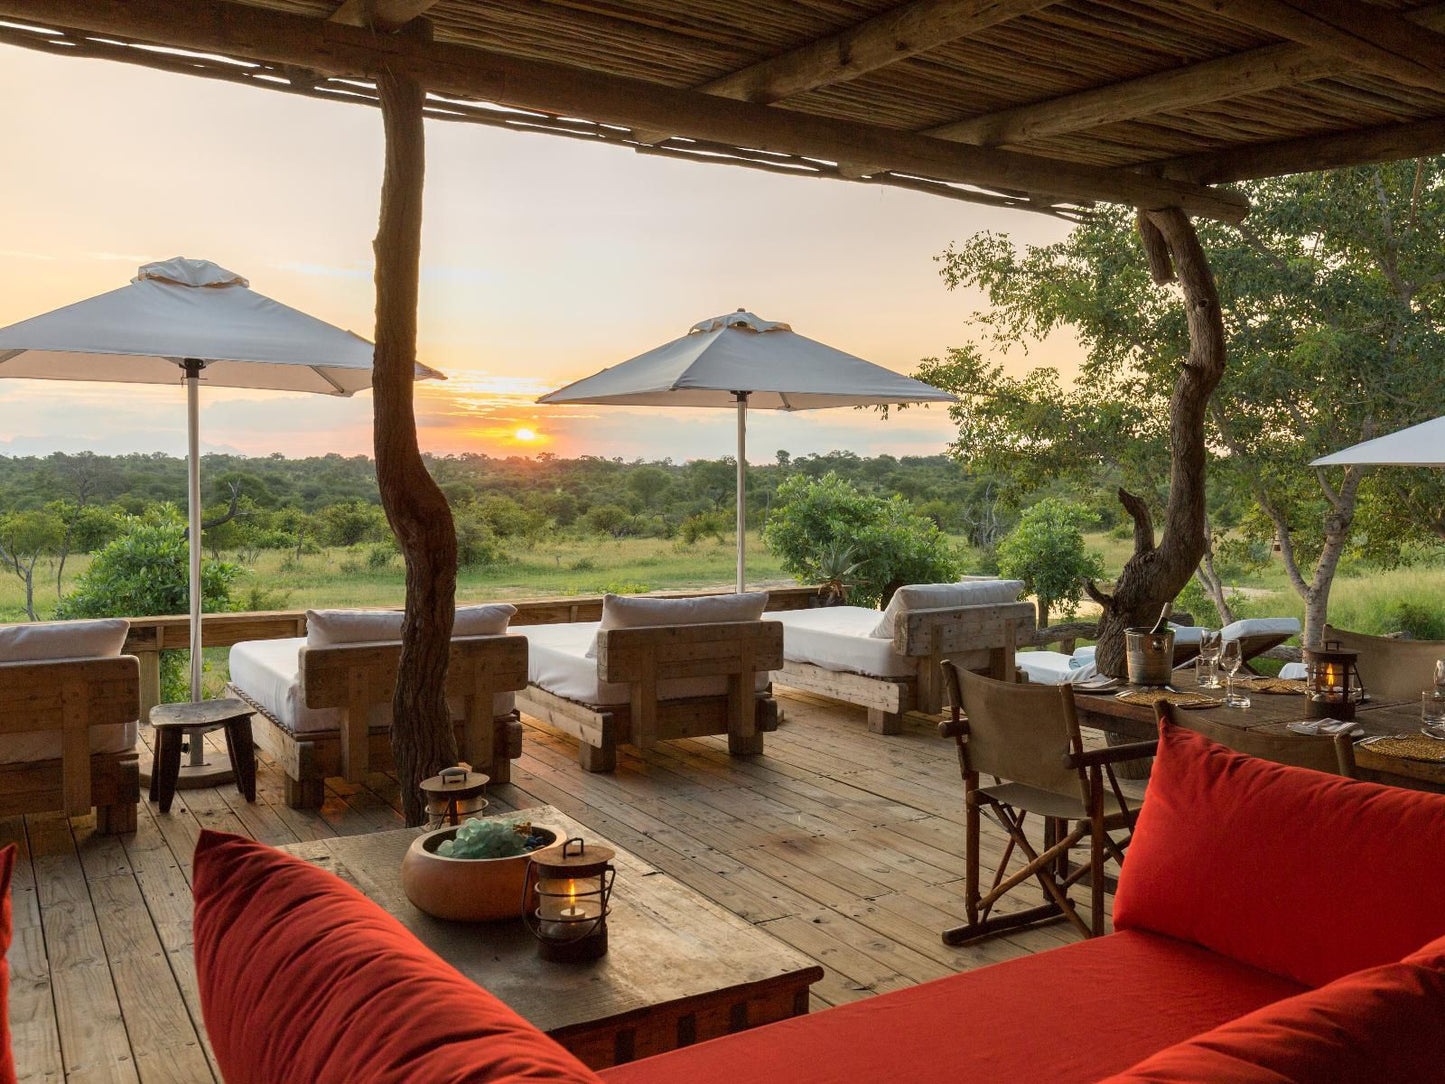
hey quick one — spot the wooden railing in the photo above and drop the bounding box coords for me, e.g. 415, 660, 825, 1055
120, 586, 822, 718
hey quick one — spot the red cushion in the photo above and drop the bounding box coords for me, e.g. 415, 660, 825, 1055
1113, 721, 1445, 987
192, 830, 602, 1084
598, 930, 1304, 1084
1099, 956, 1445, 1083
1, 843, 15, 1084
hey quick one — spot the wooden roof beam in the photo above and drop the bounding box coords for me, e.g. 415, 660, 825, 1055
699, 0, 1059, 104
1154, 113, 1445, 184
929, 3, 1445, 147
0, 0, 1249, 222
1175, 0, 1445, 92
330, 0, 441, 32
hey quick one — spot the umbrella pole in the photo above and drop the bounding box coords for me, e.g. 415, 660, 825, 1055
735, 392, 748, 594
184, 360, 205, 734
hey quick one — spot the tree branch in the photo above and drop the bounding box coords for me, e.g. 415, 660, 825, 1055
1118, 486, 1155, 554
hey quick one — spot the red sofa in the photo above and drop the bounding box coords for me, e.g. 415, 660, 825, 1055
190, 722, 1445, 1083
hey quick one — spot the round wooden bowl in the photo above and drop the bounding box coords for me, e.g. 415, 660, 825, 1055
401, 824, 564, 922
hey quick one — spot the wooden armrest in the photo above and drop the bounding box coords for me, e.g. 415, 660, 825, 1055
938, 717, 970, 739
1065, 740, 1158, 769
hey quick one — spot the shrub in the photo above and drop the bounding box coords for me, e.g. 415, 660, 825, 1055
366, 541, 398, 570
454, 506, 505, 568
58, 513, 239, 701
678, 511, 727, 546
763, 473, 960, 607
995, 498, 1105, 626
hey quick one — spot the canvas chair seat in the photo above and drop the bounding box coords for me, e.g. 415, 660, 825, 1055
979, 779, 1146, 823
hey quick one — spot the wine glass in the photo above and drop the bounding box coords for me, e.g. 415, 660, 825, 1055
1435, 658, 1445, 694
1197, 630, 1221, 689
1220, 639, 1250, 708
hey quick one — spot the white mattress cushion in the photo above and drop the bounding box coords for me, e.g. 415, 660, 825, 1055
773, 607, 915, 679
871, 580, 1025, 639
229, 637, 513, 735
0, 721, 138, 766
306, 604, 516, 648
585, 592, 769, 658
525, 622, 770, 707
1221, 617, 1300, 642
1016, 650, 1099, 686
0, 618, 129, 662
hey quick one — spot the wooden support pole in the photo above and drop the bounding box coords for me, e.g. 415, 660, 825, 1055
1088, 209, 1225, 677
373, 64, 459, 825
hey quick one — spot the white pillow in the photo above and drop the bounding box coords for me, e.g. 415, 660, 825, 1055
1221, 617, 1300, 641
871, 580, 1024, 639
586, 592, 768, 658
0, 618, 129, 662
306, 604, 515, 648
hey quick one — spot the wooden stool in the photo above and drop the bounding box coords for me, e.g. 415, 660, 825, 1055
149, 698, 256, 814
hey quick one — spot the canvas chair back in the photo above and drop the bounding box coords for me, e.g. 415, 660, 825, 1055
1323, 624, 1445, 705
1159, 702, 1355, 777
947, 664, 1085, 802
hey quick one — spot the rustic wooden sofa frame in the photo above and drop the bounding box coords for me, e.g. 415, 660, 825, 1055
775, 601, 1037, 734
515, 620, 785, 772
0, 655, 141, 834
230, 634, 528, 809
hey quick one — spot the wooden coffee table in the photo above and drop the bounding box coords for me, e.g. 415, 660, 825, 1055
279, 806, 823, 1069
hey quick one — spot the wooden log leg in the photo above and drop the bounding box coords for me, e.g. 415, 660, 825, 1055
155, 729, 183, 815
728, 730, 764, 756
867, 708, 904, 735
284, 774, 325, 810
223, 718, 257, 802
148, 741, 162, 803
578, 740, 617, 773
490, 718, 512, 785
97, 760, 139, 836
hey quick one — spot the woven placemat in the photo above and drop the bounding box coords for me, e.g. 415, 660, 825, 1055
1360, 734, 1445, 763
1235, 677, 1308, 695
1115, 689, 1222, 709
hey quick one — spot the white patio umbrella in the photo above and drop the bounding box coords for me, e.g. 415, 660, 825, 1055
1312, 415, 1445, 467
0, 257, 442, 740
538, 310, 955, 592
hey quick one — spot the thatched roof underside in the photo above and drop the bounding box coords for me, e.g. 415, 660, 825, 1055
3, 0, 1445, 221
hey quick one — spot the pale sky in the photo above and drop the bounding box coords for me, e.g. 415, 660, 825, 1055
0, 43, 1079, 464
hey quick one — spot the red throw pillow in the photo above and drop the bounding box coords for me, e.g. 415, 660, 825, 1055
1099, 955, 1445, 1083
1114, 721, 1445, 987
192, 830, 603, 1084
1, 843, 14, 1084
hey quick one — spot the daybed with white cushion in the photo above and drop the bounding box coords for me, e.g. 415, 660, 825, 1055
770, 581, 1037, 733
1017, 617, 1301, 686
515, 593, 783, 772
0, 618, 141, 833
227, 605, 527, 808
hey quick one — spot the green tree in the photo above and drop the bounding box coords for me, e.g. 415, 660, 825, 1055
318, 499, 389, 547
763, 472, 960, 607
920, 161, 1445, 645
0, 508, 65, 620
995, 499, 1105, 626
58, 512, 239, 701
584, 503, 635, 539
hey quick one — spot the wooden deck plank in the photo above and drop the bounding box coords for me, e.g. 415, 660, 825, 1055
14, 689, 1123, 1082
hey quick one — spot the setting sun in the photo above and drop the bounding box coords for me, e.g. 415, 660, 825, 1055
514, 427, 538, 442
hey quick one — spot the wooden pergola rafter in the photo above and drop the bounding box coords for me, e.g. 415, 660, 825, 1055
4, 0, 1443, 804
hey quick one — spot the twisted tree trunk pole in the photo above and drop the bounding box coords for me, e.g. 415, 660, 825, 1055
374, 66, 459, 824
1089, 208, 1227, 677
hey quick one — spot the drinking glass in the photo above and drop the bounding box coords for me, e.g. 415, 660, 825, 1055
1196, 630, 1221, 689
1220, 639, 1250, 708
1435, 658, 1445, 695
1423, 691, 1445, 739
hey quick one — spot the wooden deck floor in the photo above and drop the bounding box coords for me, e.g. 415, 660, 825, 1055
6, 691, 1114, 1083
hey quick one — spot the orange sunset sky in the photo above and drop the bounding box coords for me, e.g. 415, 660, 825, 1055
0, 41, 1079, 464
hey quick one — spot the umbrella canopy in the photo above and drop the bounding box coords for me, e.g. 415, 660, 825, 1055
538, 310, 955, 592
537, 310, 954, 410
0, 257, 443, 738
0, 256, 442, 391
1312, 416, 1445, 467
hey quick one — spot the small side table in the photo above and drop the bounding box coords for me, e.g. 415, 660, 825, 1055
149, 698, 257, 813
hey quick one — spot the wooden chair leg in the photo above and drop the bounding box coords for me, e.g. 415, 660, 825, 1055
148, 743, 162, 803
155, 729, 183, 814
223, 718, 257, 802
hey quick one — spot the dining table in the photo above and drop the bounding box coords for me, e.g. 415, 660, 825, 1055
1071, 672, 1445, 793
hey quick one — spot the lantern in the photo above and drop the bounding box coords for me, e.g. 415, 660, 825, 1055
419, 765, 489, 829
523, 837, 615, 962
1303, 642, 1362, 721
